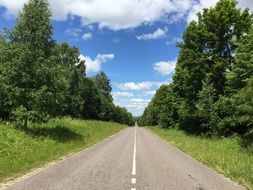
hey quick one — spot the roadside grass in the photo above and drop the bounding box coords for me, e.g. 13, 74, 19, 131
0, 118, 126, 183
148, 127, 253, 190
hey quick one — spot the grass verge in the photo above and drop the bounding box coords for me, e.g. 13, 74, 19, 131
148, 127, 253, 190
0, 118, 126, 183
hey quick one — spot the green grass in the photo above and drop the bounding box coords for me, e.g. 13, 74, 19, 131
0, 118, 126, 183
148, 127, 253, 190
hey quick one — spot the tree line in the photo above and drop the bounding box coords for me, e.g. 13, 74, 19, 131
139, 0, 253, 144
0, 0, 134, 127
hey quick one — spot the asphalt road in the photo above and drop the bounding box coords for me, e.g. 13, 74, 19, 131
1, 127, 245, 190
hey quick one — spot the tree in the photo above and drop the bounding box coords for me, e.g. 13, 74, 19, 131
93, 72, 113, 101
138, 84, 177, 127
3, 0, 59, 127
227, 30, 253, 92
0, 35, 10, 119
81, 78, 103, 120
195, 79, 219, 134
10, 0, 54, 57
0, 0, 134, 126
218, 30, 253, 135
172, 0, 252, 132
158, 85, 177, 128
64, 66, 85, 118
92, 72, 114, 121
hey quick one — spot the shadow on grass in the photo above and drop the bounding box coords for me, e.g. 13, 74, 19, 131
16, 125, 83, 142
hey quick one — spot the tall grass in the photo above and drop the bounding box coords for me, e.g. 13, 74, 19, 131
0, 118, 125, 182
148, 127, 253, 190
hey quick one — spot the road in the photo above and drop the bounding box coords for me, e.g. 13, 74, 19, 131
1, 127, 245, 190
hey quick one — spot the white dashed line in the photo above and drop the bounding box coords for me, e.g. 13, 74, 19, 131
131, 127, 137, 190
132, 127, 137, 176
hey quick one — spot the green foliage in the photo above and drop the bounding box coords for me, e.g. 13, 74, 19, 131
140, 0, 253, 139
0, 0, 134, 126
81, 78, 103, 120
229, 77, 253, 134
11, 106, 48, 129
227, 30, 253, 91
93, 71, 113, 101
243, 128, 253, 149
139, 85, 177, 128
195, 80, 219, 134
173, 0, 252, 132
0, 0, 60, 126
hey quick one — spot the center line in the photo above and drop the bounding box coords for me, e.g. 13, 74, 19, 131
132, 127, 137, 176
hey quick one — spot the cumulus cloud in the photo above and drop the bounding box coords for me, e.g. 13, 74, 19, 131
79, 53, 114, 73
118, 81, 167, 91
127, 98, 150, 108
82, 32, 93, 40
114, 98, 151, 116
0, 0, 193, 30
166, 36, 182, 45
186, 0, 253, 23
112, 92, 134, 98
136, 27, 168, 40
126, 98, 151, 116
238, 0, 253, 10
186, 0, 218, 23
143, 90, 156, 96
153, 58, 177, 75
65, 28, 82, 37
0, 0, 27, 18
1, 0, 252, 30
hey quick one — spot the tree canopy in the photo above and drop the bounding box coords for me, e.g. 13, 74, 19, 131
0, 0, 134, 127
139, 0, 253, 142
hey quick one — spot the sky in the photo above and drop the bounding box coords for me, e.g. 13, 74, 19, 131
0, 0, 252, 116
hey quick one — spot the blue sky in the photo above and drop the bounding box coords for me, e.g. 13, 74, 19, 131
0, 0, 252, 116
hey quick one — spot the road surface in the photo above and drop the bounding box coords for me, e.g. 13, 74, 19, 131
1, 127, 245, 190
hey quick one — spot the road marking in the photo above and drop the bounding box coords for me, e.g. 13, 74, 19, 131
132, 127, 137, 176
131, 178, 136, 184
131, 188, 136, 190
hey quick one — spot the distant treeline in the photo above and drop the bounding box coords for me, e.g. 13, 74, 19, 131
0, 0, 134, 127
139, 0, 253, 143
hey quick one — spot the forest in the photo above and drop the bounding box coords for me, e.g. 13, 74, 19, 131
0, 0, 134, 127
139, 0, 253, 146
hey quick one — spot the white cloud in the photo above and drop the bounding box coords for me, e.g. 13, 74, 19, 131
238, 0, 253, 10
153, 58, 177, 75
0, 0, 27, 18
186, 0, 218, 23
136, 27, 168, 40
127, 98, 150, 107
143, 90, 156, 96
112, 92, 134, 98
118, 81, 167, 91
65, 28, 82, 37
126, 98, 151, 116
82, 32, 93, 40
0, 0, 193, 30
166, 36, 182, 45
186, 0, 253, 23
114, 98, 151, 116
79, 53, 114, 73
1, 1, 252, 30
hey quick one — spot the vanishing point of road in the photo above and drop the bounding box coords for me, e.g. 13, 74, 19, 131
0, 126, 245, 190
